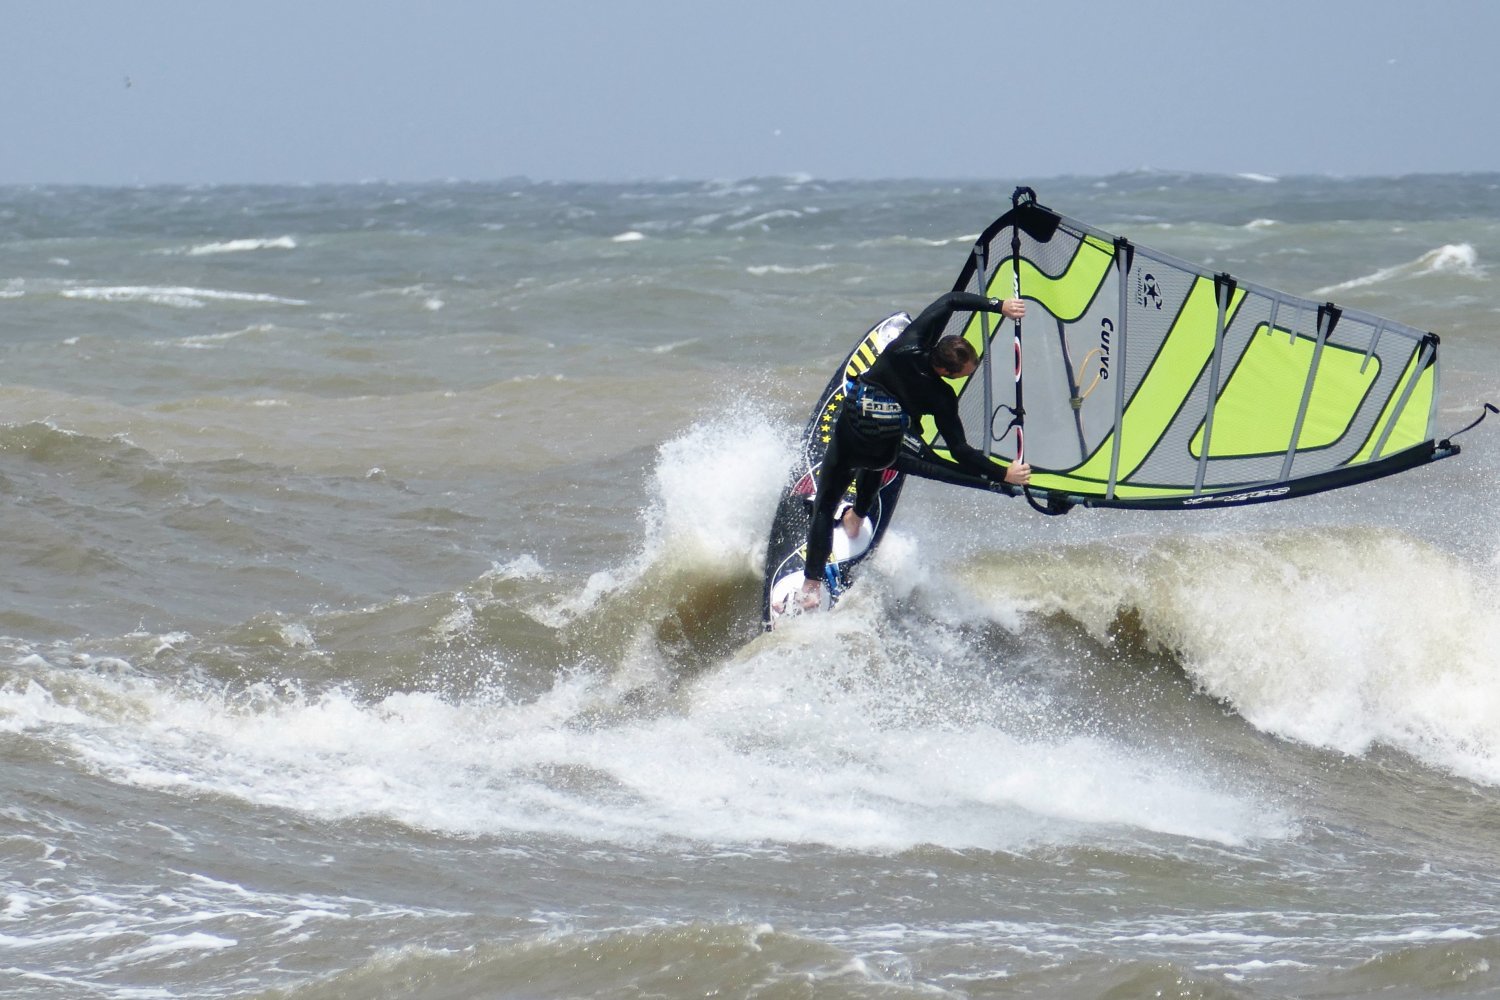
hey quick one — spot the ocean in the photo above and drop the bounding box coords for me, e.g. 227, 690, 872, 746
2, 173, 1499, 999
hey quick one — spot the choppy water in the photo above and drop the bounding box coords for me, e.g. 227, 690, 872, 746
3, 173, 1500, 999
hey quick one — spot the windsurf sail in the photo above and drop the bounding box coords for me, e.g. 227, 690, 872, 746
901, 188, 1464, 511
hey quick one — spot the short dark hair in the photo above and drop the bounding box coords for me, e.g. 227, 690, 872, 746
931, 337, 978, 374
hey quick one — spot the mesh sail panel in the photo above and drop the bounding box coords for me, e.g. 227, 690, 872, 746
914, 198, 1441, 510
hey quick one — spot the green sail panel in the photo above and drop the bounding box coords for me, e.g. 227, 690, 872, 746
902, 196, 1446, 510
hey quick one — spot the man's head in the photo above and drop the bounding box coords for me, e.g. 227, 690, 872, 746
931, 337, 979, 379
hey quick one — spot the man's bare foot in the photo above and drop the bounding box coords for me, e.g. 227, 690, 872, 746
840, 507, 864, 539
799, 576, 823, 610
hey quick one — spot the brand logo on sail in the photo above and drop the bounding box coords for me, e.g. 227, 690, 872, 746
1182, 486, 1291, 505
1137, 272, 1164, 310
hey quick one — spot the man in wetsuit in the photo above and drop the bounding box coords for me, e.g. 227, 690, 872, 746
798, 291, 1032, 610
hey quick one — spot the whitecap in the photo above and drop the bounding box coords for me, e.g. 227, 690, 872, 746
276, 623, 315, 648
1312, 243, 1484, 295
433, 602, 475, 641
727, 209, 803, 231
859, 234, 972, 248
120, 931, 237, 960
171, 327, 262, 349
60, 286, 308, 308
1015, 530, 1500, 787
187, 236, 297, 256
1420, 242, 1485, 276
645, 337, 702, 354
746, 264, 834, 277
611, 231, 647, 243
485, 555, 545, 581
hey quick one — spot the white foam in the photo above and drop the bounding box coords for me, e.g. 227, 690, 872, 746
186, 236, 297, 255
993, 530, 1500, 785
0, 427, 1284, 858
858, 234, 969, 249
180, 329, 248, 347
1355, 926, 1483, 944
1312, 243, 1484, 295
645, 337, 702, 354
746, 263, 834, 277
0, 678, 96, 733
118, 932, 237, 960
433, 601, 474, 641
727, 209, 803, 231
611, 231, 646, 242
642, 408, 796, 576
8, 649, 1277, 851
485, 555, 545, 581
277, 623, 316, 648
0, 409, 1290, 854
60, 286, 308, 309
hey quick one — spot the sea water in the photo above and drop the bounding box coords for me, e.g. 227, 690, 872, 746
2, 174, 1500, 998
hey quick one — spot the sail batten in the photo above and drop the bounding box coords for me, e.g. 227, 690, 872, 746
907, 193, 1457, 511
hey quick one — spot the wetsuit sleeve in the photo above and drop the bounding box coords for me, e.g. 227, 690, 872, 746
902, 291, 1007, 351
930, 386, 995, 478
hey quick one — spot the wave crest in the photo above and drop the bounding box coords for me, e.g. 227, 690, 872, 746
1313, 243, 1484, 295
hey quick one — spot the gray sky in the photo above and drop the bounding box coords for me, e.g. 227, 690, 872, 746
5, 0, 1497, 185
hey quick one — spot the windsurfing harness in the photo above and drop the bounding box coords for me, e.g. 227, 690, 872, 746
844, 379, 908, 447
897, 189, 1470, 511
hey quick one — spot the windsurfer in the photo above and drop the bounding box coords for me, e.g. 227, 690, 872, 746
798, 291, 1032, 611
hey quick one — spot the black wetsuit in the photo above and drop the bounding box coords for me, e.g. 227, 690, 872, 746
803, 291, 1009, 583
